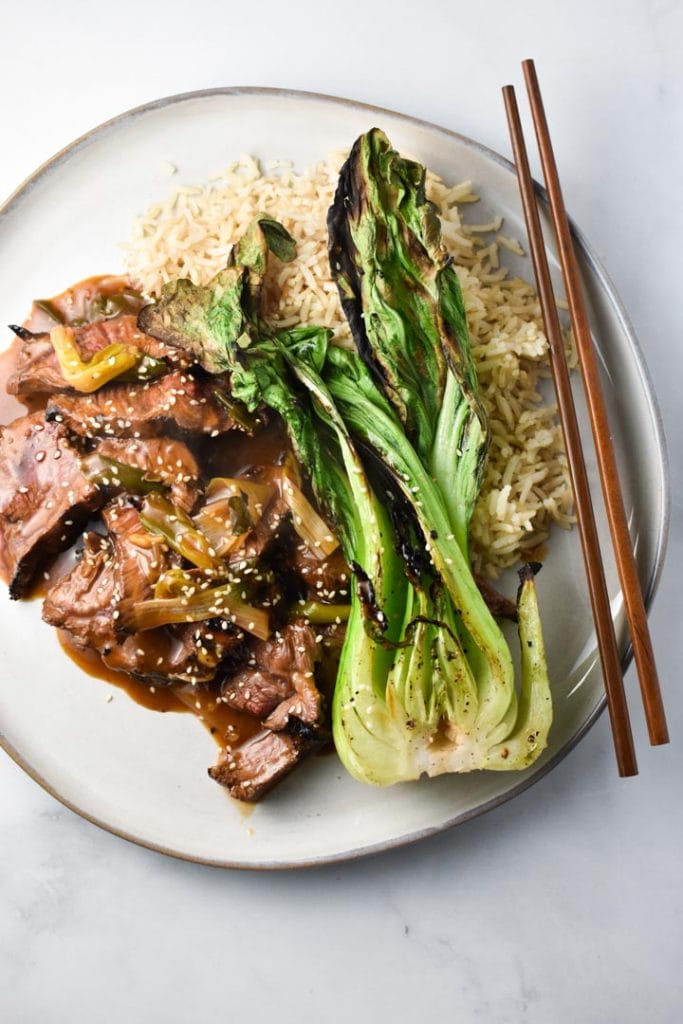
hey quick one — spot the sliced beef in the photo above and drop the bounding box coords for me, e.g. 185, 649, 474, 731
7, 315, 187, 397
213, 621, 326, 800
43, 503, 237, 684
208, 729, 314, 802
46, 370, 236, 439
42, 504, 161, 651
222, 667, 291, 718
263, 672, 323, 733
96, 437, 200, 512
292, 543, 350, 602
0, 412, 103, 597
24, 276, 145, 333
102, 501, 167, 627
221, 621, 321, 724
74, 316, 181, 364
43, 532, 116, 649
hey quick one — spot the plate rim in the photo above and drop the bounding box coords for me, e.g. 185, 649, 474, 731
0, 86, 670, 870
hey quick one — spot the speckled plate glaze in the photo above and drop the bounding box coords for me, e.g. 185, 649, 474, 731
0, 89, 668, 868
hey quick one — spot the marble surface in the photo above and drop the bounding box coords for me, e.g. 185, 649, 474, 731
1, 1, 681, 1020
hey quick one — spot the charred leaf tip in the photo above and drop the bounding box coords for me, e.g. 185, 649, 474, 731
518, 561, 542, 584
8, 324, 33, 340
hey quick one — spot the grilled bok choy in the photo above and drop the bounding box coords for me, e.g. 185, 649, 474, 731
135, 160, 553, 786
234, 328, 551, 779
324, 129, 552, 778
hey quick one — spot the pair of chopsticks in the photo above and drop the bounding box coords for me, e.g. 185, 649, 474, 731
503, 60, 668, 777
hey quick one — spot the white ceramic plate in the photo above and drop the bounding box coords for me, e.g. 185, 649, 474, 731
0, 89, 668, 868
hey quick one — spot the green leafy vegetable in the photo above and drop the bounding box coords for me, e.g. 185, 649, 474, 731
139, 493, 224, 572
137, 215, 296, 373
321, 130, 552, 777
328, 127, 488, 558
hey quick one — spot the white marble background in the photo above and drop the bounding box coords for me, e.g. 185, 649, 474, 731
1, 1, 682, 1021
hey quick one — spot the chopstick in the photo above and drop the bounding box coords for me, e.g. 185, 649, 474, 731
502, 83, 638, 777
522, 58, 668, 748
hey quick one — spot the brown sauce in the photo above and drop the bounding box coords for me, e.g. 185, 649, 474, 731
58, 632, 262, 748
202, 414, 289, 479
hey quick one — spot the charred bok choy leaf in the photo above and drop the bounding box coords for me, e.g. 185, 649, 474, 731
328, 127, 488, 559
138, 214, 296, 373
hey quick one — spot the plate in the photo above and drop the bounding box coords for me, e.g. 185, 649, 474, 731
0, 89, 668, 868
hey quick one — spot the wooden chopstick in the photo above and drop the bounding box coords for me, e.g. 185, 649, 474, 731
522, 58, 668, 748
502, 84, 638, 777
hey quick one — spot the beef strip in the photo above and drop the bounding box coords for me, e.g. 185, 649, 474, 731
96, 437, 200, 512
222, 668, 291, 719
208, 729, 313, 802
0, 412, 103, 597
292, 543, 350, 602
101, 502, 240, 682
212, 621, 326, 801
46, 370, 236, 439
221, 621, 321, 722
102, 501, 167, 626
42, 532, 116, 649
43, 503, 237, 683
6, 315, 187, 397
43, 503, 162, 648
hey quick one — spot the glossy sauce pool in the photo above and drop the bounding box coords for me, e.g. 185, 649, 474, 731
57, 632, 262, 747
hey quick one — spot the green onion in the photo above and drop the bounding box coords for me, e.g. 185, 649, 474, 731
80, 453, 166, 496
133, 582, 270, 640
50, 325, 139, 393
292, 601, 351, 624
139, 494, 223, 572
277, 470, 339, 558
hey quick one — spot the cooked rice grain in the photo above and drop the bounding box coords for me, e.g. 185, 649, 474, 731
122, 154, 575, 578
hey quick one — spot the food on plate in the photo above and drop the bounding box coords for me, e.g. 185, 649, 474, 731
0, 129, 571, 801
